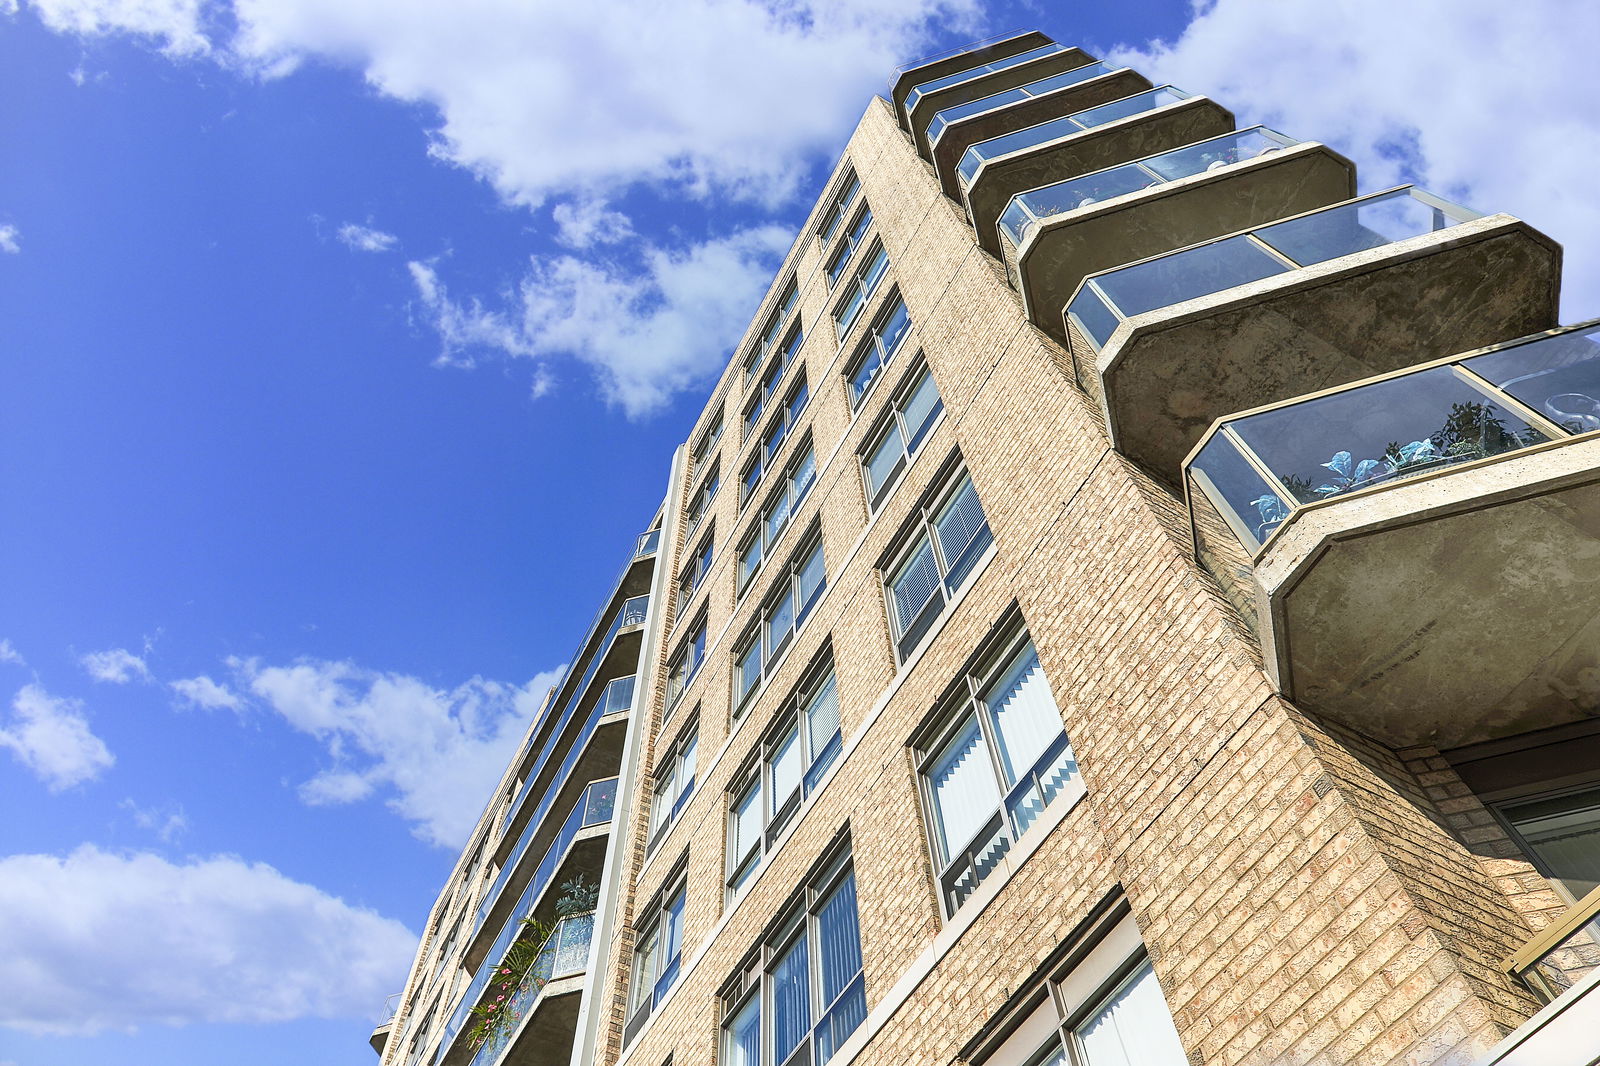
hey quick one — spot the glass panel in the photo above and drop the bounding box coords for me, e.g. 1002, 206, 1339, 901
793, 448, 817, 500
1066, 285, 1123, 351
981, 641, 1061, 785
787, 380, 810, 424
1503, 787, 1600, 897
650, 773, 672, 837
769, 722, 802, 817
958, 114, 1082, 185
731, 780, 761, 870
661, 889, 684, 965
739, 536, 761, 590
901, 368, 943, 451
1093, 234, 1287, 321
738, 639, 763, 702
928, 85, 1029, 144
772, 934, 812, 1063
1141, 126, 1296, 181
1188, 431, 1291, 552
768, 587, 796, 654
725, 993, 762, 1066
767, 491, 794, 544
1257, 189, 1464, 267
1465, 326, 1600, 436
1070, 86, 1188, 130
835, 285, 866, 338
1014, 162, 1157, 229
741, 461, 762, 503
797, 543, 826, 619
878, 298, 911, 360
934, 475, 992, 591
805, 673, 840, 767
890, 538, 941, 632
629, 925, 657, 1010
861, 244, 889, 298
1228, 365, 1550, 507
864, 424, 905, 500
904, 42, 1068, 114
1074, 960, 1188, 1066
680, 732, 697, 787
817, 872, 863, 1006
602, 674, 636, 715
928, 713, 1002, 862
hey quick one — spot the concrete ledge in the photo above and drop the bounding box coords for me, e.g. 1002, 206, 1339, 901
892, 31, 1053, 130
909, 48, 1096, 157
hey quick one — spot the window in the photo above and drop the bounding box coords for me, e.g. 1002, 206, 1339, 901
726, 657, 843, 896
914, 628, 1077, 916
845, 291, 912, 408
720, 848, 867, 1066
1496, 785, 1600, 897
686, 462, 720, 541
734, 530, 826, 712
737, 440, 818, 596
884, 464, 993, 661
742, 376, 812, 506
824, 205, 874, 287
816, 167, 860, 247
690, 409, 724, 483
649, 721, 699, 849
861, 359, 944, 509
970, 911, 1186, 1066
665, 613, 708, 712
682, 528, 716, 598
626, 876, 687, 1044
832, 240, 890, 341
744, 279, 801, 385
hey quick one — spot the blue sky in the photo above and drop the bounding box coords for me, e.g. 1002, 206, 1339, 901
1, 1, 1597, 1064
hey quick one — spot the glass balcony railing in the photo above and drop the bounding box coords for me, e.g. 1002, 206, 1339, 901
926, 61, 1116, 147
500, 595, 646, 835
1185, 324, 1600, 569
957, 84, 1193, 188
1508, 887, 1600, 1004
996, 126, 1299, 251
477, 772, 620, 933
447, 780, 617, 1056
466, 911, 595, 1066
1066, 188, 1481, 355
634, 528, 661, 558
904, 41, 1070, 117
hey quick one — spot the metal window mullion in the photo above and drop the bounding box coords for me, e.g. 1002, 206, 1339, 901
1452, 364, 1569, 440
1246, 232, 1302, 270
1132, 161, 1165, 186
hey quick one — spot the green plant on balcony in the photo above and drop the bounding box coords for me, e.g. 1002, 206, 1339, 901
464, 874, 597, 1053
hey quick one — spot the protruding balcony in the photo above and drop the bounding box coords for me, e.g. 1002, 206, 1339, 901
966, 92, 1254, 260
466, 912, 595, 1066
369, 992, 400, 1055
1066, 187, 1561, 481
996, 128, 1355, 335
926, 67, 1158, 197
903, 41, 1099, 158
891, 30, 1055, 131
1183, 323, 1600, 749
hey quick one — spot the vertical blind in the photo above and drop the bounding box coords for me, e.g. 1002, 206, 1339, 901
1074, 961, 1188, 1066
983, 642, 1063, 785
771, 934, 811, 1062
929, 714, 1001, 862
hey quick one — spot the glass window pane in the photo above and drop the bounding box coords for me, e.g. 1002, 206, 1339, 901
878, 298, 911, 360
680, 732, 697, 785
738, 640, 762, 701
1465, 327, 1600, 436
769, 723, 802, 817
1070, 86, 1187, 130
933, 475, 991, 587
662, 889, 684, 961
1188, 431, 1292, 550
725, 994, 761, 1066
787, 381, 809, 423
767, 587, 796, 656
1066, 285, 1121, 351
797, 543, 825, 619
1141, 126, 1294, 182
817, 871, 863, 1006
651, 774, 672, 836
1074, 961, 1188, 1066
767, 492, 793, 544
861, 244, 889, 296
1502, 787, 1600, 897
836, 285, 866, 337
732, 781, 762, 864
1256, 190, 1462, 267
630, 926, 658, 1008
771, 934, 812, 1063
889, 539, 940, 633
900, 368, 943, 451
928, 713, 1002, 862
865, 424, 905, 499
982, 641, 1064, 785
805, 672, 840, 762
793, 448, 817, 500
1093, 235, 1287, 322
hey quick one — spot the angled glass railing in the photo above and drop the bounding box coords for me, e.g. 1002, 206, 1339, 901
634, 528, 661, 558
997, 126, 1298, 254
904, 41, 1070, 118
1066, 188, 1480, 354
957, 84, 1193, 189
446, 779, 616, 1056
1508, 886, 1600, 1005
926, 61, 1116, 147
466, 911, 595, 1066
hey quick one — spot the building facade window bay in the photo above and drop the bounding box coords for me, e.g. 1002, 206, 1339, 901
736, 528, 826, 712
833, 240, 891, 341
885, 464, 993, 661
847, 292, 912, 407
862, 358, 944, 509
649, 721, 699, 849
825, 205, 874, 288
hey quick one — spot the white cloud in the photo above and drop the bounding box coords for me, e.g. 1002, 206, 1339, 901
0, 844, 415, 1035
80, 646, 150, 684
1109, 0, 1600, 318
551, 199, 634, 250
232, 657, 563, 848
229, 0, 979, 208
119, 798, 189, 843
0, 225, 19, 255
410, 224, 792, 416
0, 639, 23, 666
336, 220, 398, 253
21, 0, 210, 57
169, 674, 242, 710
0, 684, 114, 791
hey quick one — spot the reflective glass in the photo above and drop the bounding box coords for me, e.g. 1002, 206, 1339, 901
767, 586, 795, 652
1141, 126, 1295, 181
725, 994, 761, 1066
904, 42, 1068, 114
1257, 190, 1464, 266
1071, 86, 1188, 129
1465, 327, 1600, 436
797, 542, 826, 618
771, 934, 812, 1063
1187, 432, 1291, 551
902, 367, 943, 450
1066, 286, 1123, 350
864, 425, 904, 500
928, 714, 1001, 861
981, 642, 1062, 784
890, 539, 940, 632
769, 724, 802, 816
1092, 234, 1287, 322
738, 639, 762, 702
1074, 961, 1187, 1066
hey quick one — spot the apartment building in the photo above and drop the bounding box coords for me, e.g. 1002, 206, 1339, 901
369, 30, 1600, 1066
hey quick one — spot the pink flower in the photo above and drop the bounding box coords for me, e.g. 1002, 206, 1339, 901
497, 995, 505, 1002
486, 1004, 496, 1011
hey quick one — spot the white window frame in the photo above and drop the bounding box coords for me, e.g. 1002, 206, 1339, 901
860, 356, 945, 510
845, 290, 912, 409
736, 438, 818, 599
881, 462, 993, 662
831, 238, 890, 341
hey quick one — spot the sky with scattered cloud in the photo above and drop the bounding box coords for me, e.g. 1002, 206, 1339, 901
2, 0, 1598, 1063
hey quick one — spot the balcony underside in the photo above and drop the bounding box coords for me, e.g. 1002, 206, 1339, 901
976, 100, 1234, 260
932, 68, 1152, 197
910, 48, 1096, 157
1250, 439, 1600, 749
1007, 144, 1354, 337
467, 825, 611, 973
500, 978, 583, 1066
1086, 216, 1562, 484
892, 31, 1054, 129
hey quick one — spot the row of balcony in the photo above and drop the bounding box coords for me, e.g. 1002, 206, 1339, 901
895, 32, 1600, 1047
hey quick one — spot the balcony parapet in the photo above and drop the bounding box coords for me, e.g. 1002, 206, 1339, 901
927, 67, 1156, 197
891, 30, 1055, 130
1067, 186, 1561, 482
906, 42, 1096, 157
1184, 323, 1600, 748
997, 130, 1354, 335
466, 912, 595, 1066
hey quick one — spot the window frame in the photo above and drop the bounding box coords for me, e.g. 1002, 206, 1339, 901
736, 436, 819, 599
859, 355, 945, 510
665, 611, 709, 715
844, 289, 913, 410
824, 203, 874, 288
681, 524, 716, 599
815, 167, 860, 248
831, 238, 891, 342
743, 279, 801, 387
741, 372, 811, 507
685, 460, 721, 542
625, 867, 690, 1046
733, 526, 826, 716
690, 407, 725, 484
648, 718, 700, 851
880, 460, 993, 663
